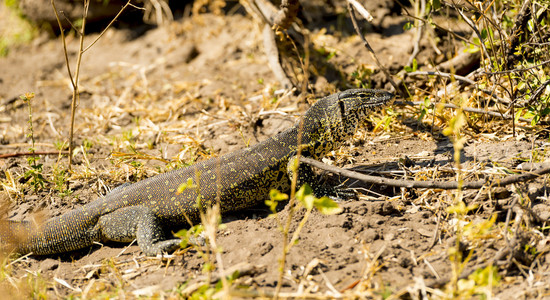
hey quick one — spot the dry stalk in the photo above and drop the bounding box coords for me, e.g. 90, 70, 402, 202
300, 157, 550, 190
347, 1, 401, 97
274, 116, 305, 297
51, 0, 134, 170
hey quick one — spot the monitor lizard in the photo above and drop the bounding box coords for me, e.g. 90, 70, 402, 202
1, 89, 394, 256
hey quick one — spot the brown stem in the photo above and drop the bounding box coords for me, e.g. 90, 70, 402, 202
299, 157, 550, 190
273, 0, 299, 30
0, 151, 69, 159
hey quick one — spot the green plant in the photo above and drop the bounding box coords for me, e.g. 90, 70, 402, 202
52, 164, 72, 198
82, 139, 93, 151
267, 174, 342, 296
403, 58, 418, 73
21, 93, 45, 192
50, 0, 134, 170
448, 265, 500, 299
351, 64, 374, 89
440, 106, 501, 298
176, 172, 249, 298
53, 140, 68, 151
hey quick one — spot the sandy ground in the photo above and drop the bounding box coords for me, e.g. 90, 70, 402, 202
1, 1, 550, 298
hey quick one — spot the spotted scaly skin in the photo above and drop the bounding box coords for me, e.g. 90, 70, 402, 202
2, 89, 394, 256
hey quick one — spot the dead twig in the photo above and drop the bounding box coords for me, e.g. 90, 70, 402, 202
482, 59, 550, 76
347, 1, 402, 97
395, 100, 533, 123
504, 0, 532, 70
407, 71, 476, 86
51, 0, 134, 170
244, 0, 294, 89
406, 70, 510, 104
405, 0, 425, 67
347, 0, 373, 21
299, 157, 550, 190
262, 23, 293, 88
448, 1, 494, 72
57, 0, 89, 170
273, 0, 299, 30
83, 1, 137, 53
427, 210, 441, 251
0, 151, 69, 159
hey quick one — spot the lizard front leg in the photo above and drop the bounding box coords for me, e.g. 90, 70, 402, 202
97, 206, 181, 256
287, 155, 357, 201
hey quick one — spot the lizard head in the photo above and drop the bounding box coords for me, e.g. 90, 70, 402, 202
310, 89, 394, 142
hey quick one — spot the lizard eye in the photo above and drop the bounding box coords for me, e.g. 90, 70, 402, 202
338, 99, 346, 114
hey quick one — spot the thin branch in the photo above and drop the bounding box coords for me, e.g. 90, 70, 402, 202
395, 100, 533, 123
60, 11, 81, 35
347, 0, 373, 21
0, 151, 69, 159
482, 59, 550, 75
67, 0, 89, 169
427, 211, 441, 251
453, 3, 494, 71
248, 0, 276, 24
83, 0, 136, 53
273, 0, 299, 30
245, 0, 295, 89
262, 24, 293, 89
405, 0, 425, 67
299, 157, 550, 190
529, 78, 550, 106
52, 0, 135, 169
407, 71, 476, 85
51, 0, 75, 89
347, 2, 402, 97
401, 12, 471, 44
406, 71, 510, 104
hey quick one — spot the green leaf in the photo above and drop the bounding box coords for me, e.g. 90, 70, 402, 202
266, 189, 288, 212
174, 224, 204, 249
296, 184, 315, 210
446, 201, 476, 215
314, 197, 343, 215
176, 229, 189, 248
469, 265, 500, 287
532, 114, 541, 126
442, 112, 466, 136
270, 189, 289, 201
527, 19, 535, 32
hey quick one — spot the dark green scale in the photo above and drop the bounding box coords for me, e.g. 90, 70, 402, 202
2, 89, 394, 256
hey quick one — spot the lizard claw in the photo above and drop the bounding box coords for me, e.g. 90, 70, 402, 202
313, 183, 358, 202
331, 184, 358, 201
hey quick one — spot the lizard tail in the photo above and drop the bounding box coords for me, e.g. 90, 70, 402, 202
1, 211, 100, 255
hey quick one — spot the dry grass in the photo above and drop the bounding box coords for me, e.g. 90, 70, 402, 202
1, 0, 550, 298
